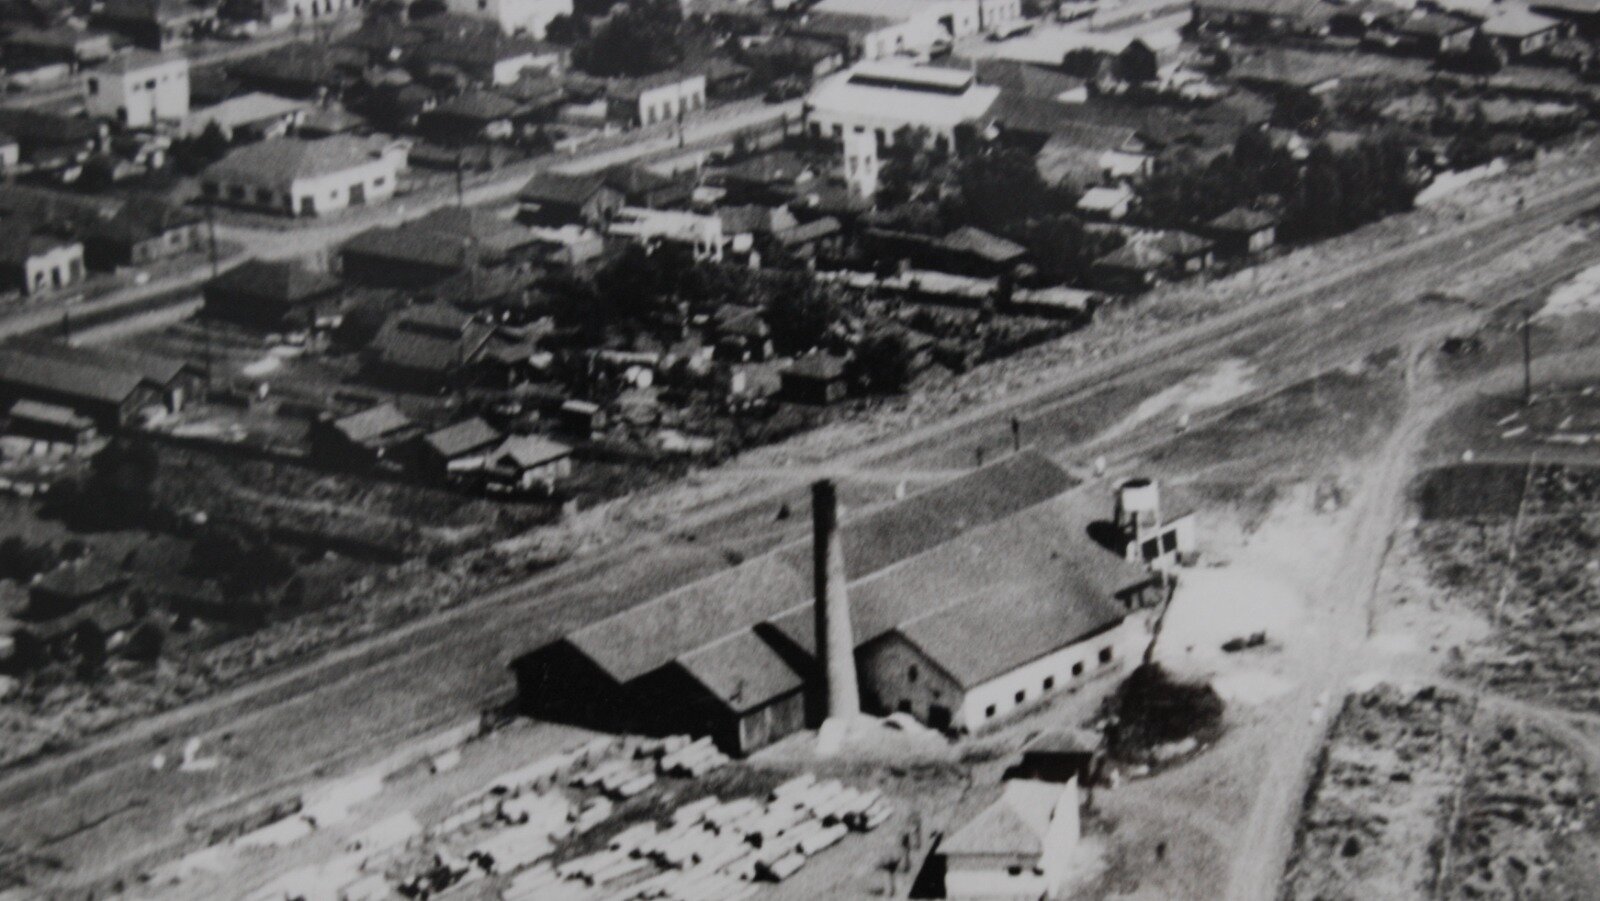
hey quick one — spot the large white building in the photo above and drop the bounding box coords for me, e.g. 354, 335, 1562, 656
200, 136, 407, 217
83, 50, 189, 129
444, 0, 571, 38
606, 71, 707, 128
811, 0, 983, 56
805, 61, 1002, 151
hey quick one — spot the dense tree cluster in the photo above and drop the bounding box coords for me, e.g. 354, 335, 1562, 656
1140, 129, 1420, 243
573, 0, 685, 77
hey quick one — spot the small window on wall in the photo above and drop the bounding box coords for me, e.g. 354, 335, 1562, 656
1099, 647, 1113, 665
1007, 865, 1023, 876
1043, 676, 1054, 691
985, 704, 996, 718
1163, 530, 1178, 553
1014, 690, 1025, 704
1143, 538, 1160, 560
1072, 662, 1084, 677
907, 664, 919, 683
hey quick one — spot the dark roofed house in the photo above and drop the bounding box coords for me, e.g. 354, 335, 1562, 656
517, 171, 622, 227
711, 303, 773, 362
1389, 11, 1478, 56
340, 206, 536, 286
203, 259, 342, 328
0, 222, 85, 296
361, 303, 505, 389
0, 109, 105, 172
939, 225, 1028, 277
93, 0, 211, 49
781, 354, 849, 405
229, 43, 352, 98
410, 27, 563, 87
1205, 207, 1279, 255
5, 27, 116, 71
0, 349, 151, 427
717, 150, 819, 204
603, 163, 695, 210
82, 197, 203, 270
484, 433, 572, 493
417, 91, 527, 143
1091, 241, 1171, 293
417, 416, 502, 480
1193, 0, 1336, 36
310, 401, 422, 469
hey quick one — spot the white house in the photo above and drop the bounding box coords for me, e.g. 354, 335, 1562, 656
1076, 184, 1135, 220
812, 0, 983, 56
607, 71, 707, 127
942, 779, 1081, 899
201, 136, 407, 217
444, 0, 572, 38
83, 50, 189, 129
805, 61, 1002, 151
607, 207, 724, 261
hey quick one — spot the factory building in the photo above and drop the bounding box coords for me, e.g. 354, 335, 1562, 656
512, 452, 1194, 755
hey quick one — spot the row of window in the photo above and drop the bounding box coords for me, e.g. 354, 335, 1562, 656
979, 646, 1116, 720
641, 93, 704, 126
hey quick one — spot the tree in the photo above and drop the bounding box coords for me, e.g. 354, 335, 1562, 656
574, 0, 684, 77
1115, 40, 1159, 84
950, 147, 1048, 232
46, 440, 163, 531
855, 329, 915, 394
73, 619, 107, 680
766, 281, 839, 356
1272, 87, 1327, 134
123, 621, 164, 663
1018, 214, 1094, 285
0, 537, 56, 583
170, 121, 231, 176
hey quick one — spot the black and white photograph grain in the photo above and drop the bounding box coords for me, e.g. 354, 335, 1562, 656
0, 0, 1598, 896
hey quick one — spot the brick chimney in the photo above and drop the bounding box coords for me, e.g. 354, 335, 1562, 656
812, 479, 860, 719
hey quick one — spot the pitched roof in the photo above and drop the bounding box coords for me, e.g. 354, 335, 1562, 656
8, 398, 92, 428
1207, 207, 1279, 232
96, 48, 185, 75
1482, 7, 1560, 35
941, 226, 1026, 263
674, 628, 804, 714
774, 216, 841, 246
429, 90, 523, 122
555, 451, 1077, 684
204, 136, 391, 189
1094, 242, 1170, 272
332, 402, 412, 443
423, 417, 501, 458
7, 339, 195, 387
0, 108, 101, 146
519, 170, 609, 206
205, 258, 340, 303
0, 350, 145, 406
974, 59, 1085, 100
492, 433, 572, 468
785, 354, 848, 381
942, 781, 1066, 857
342, 207, 531, 271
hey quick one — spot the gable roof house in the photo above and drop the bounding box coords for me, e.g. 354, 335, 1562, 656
201, 136, 405, 217
0, 344, 156, 426
0, 109, 106, 173
228, 43, 357, 99
202, 258, 343, 328
410, 28, 562, 87
415, 416, 503, 480
1481, 7, 1566, 57
942, 780, 1081, 900
339, 206, 536, 286
5, 27, 116, 71
81, 197, 203, 270
93, 0, 212, 49
516, 171, 623, 227
511, 452, 1169, 755
310, 401, 423, 469
361, 302, 512, 390
416, 90, 528, 143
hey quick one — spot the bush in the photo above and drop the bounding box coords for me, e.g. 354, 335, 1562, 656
0, 537, 56, 583
1106, 663, 1225, 760
123, 621, 164, 662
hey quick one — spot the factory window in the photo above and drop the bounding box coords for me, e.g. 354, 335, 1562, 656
1072, 662, 1084, 677
907, 664, 918, 683
1099, 647, 1113, 665
1163, 530, 1178, 553
1014, 689, 1025, 704
985, 704, 996, 719
1143, 538, 1160, 560
1043, 676, 1054, 691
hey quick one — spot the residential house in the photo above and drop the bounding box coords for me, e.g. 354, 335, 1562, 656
1091, 231, 1214, 292
1205, 207, 1278, 256
83, 50, 189, 129
7, 340, 203, 414
602, 163, 694, 209
340, 206, 537, 286
4, 28, 116, 71
939, 226, 1028, 278
1076, 184, 1135, 221
0, 224, 84, 296
416, 416, 503, 480
809, 0, 982, 56
716, 150, 819, 205
443, 0, 570, 39
607, 207, 725, 262
310, 402, 423, 469
93, 0, 212, 50
1191, 0, 1336, 36
182, 92, 309, 141
25, 558, 129, 620
202, 258, 342, 328
229, 43, 354, 98
1531, 0, 1600, 33
787, 12, 913, 65
1386, 12, 1478, 55
416, 91, 526, 143
710, 303, 773, 362
606, 71, 707, 128
1481, 8, 1565, 57
484, 433, 572, 493
4, 398, 97, 450
362, 303, 506, 389
0, 109, 105, 174
516, 171, 623, 227
201, 136, 406, 217
411, 25, 563, 86
781, 354, 849, 405
740, 35, 844, 82
0, 347, 154, 427
83, 198, 204, 270
941, 780, 1080, 899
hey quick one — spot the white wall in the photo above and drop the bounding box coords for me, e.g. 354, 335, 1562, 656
289, 156, 399, 216
635, 76, 707, 126
23, 243, 85, 295
958, 617, 1144, 731
84, 57, 189, 128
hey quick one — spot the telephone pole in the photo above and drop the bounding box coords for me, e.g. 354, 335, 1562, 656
204, 198, 220, 393
1522, 302, 1533, 406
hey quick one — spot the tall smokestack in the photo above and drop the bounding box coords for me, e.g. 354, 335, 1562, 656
812, 479, 860, 719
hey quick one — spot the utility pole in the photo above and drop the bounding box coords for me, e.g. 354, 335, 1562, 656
1011, 415, 1021, 453
204, 197, 219, 394
1522, 301, 1533, 406
455, 149, 466, 208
